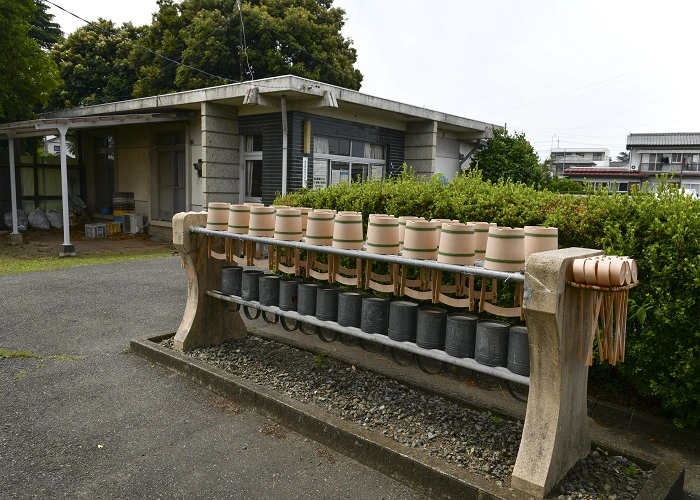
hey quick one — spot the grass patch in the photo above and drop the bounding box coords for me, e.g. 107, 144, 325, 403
0, 348, 42, 359
13, 370, 30, 380
0, 250, 174, 276
49, 354, 86, 362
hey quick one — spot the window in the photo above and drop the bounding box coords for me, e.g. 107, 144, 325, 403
672, 153, 682, 163
617, 182, 628, 193
643, 153, 664, 172
245, 160, 263, 198
242, 135, 263, 202
53, 145, 61, 153
312, 136, 385, 188
592, 152, 603, 161
245, 135, 262, 152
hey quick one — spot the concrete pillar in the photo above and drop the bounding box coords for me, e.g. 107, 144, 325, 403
511, 247, 603, 498
404, 121, 437, 176
201, 103, 240, 207
172, 212, 247, 351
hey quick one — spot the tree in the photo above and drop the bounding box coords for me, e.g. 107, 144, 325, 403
30, 0, 63, 50
544, 176, 584, 194
617, 151, 630, 162
49, 20, 144, 108
49, 0, 363, 106
469, 128, 547, 187
0, 0, 61, 121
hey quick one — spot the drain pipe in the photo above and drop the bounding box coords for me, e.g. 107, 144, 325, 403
281, 95, 288, 196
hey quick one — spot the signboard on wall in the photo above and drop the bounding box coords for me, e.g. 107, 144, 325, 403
302, 157, 308, 188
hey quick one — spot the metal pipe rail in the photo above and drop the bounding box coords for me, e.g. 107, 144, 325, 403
190, 226, 525, 283
207, 290, 530, 386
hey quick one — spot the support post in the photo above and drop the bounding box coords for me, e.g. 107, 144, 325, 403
7, 134, 23, 245
511, 247, 603, 498
57, 124, 75, 257
172, 212, 247, 351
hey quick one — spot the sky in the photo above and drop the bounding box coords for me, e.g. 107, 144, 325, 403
47, 0, 700, 161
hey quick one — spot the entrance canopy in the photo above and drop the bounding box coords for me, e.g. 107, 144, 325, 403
0, 112, 191, 256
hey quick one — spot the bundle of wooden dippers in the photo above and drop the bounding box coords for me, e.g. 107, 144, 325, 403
570, 256, 639, 365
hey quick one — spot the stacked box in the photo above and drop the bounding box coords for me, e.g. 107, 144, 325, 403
106, 222, 121, 236
113, 192, 135, 223
85, 223, 106, 239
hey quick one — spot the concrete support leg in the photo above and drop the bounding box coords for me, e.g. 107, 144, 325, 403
172, 212, 247, 351
511, 247, 603, 498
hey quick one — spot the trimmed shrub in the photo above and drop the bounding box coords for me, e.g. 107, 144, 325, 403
277, 172, 700, 428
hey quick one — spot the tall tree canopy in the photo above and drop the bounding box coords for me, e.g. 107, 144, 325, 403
470, 128, 547, 187
0, 0, 61, 121
50, 20, 144, 108
30, 0, 63, 50
49, 0, 362, 108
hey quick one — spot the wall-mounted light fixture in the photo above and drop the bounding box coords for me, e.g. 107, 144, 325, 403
193, 158, 202, 177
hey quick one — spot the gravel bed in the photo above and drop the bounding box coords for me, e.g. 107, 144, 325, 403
162, 335, 650, 499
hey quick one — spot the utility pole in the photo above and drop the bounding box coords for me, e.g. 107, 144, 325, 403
237, 0, 244, 81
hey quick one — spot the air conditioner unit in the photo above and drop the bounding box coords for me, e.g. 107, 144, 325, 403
630, 165, 638, 171
123, 213, 145, 234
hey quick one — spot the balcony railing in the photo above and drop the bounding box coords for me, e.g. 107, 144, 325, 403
640, 163, 700, 173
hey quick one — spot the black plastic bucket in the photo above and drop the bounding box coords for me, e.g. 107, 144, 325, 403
337, 291, 363, 328
444, 313, 478, 358
258, 274, 280, 307
241, 270, 264, 301
388, 301, 418, 342
474, 319, 510, 367
297, 283, 319, 316
360, 296, 390, 335
415, 307, 448, 349
507, 325, 530, 376
221, 265, 243, 296
279, 278, 302, 311
316, 285, 339, 321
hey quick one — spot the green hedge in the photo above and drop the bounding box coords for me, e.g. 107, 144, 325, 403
276, 171, 700, 428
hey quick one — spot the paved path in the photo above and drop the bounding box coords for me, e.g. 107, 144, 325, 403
0, 257, 424, 499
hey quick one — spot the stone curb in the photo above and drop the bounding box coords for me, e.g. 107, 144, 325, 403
131, 335, 684, 500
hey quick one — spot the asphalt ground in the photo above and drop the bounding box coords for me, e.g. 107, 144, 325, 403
1, 256, 698, 499
0, 257, 424, 499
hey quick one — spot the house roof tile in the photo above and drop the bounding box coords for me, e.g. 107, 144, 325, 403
627, 133, 700, 147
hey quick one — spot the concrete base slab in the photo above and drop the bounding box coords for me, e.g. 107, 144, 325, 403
132, 334, 685, 500
8, 233, 23, 245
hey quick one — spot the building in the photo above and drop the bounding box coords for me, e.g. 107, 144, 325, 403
627, 132, 700, 195
550, 147, 610, 178
1, 75, 496, 247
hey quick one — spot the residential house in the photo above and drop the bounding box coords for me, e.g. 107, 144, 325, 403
550, 147, 609, 178
627, 132, 700, 195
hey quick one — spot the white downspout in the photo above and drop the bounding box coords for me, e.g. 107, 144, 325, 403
281, 96, 288, 196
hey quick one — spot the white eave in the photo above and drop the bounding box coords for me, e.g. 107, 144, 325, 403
0, 112, 194, 139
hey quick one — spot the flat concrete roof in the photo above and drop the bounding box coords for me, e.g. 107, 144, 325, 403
39, 75, 496, 134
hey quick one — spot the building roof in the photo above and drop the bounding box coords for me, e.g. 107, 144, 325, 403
564, 167, 642, 177
0, 112, 192, 139
552, 155, 595, 166
31, 75, 495, 136
627, 133, 700, 147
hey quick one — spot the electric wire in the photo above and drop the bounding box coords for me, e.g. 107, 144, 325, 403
237, 0, 254, 80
